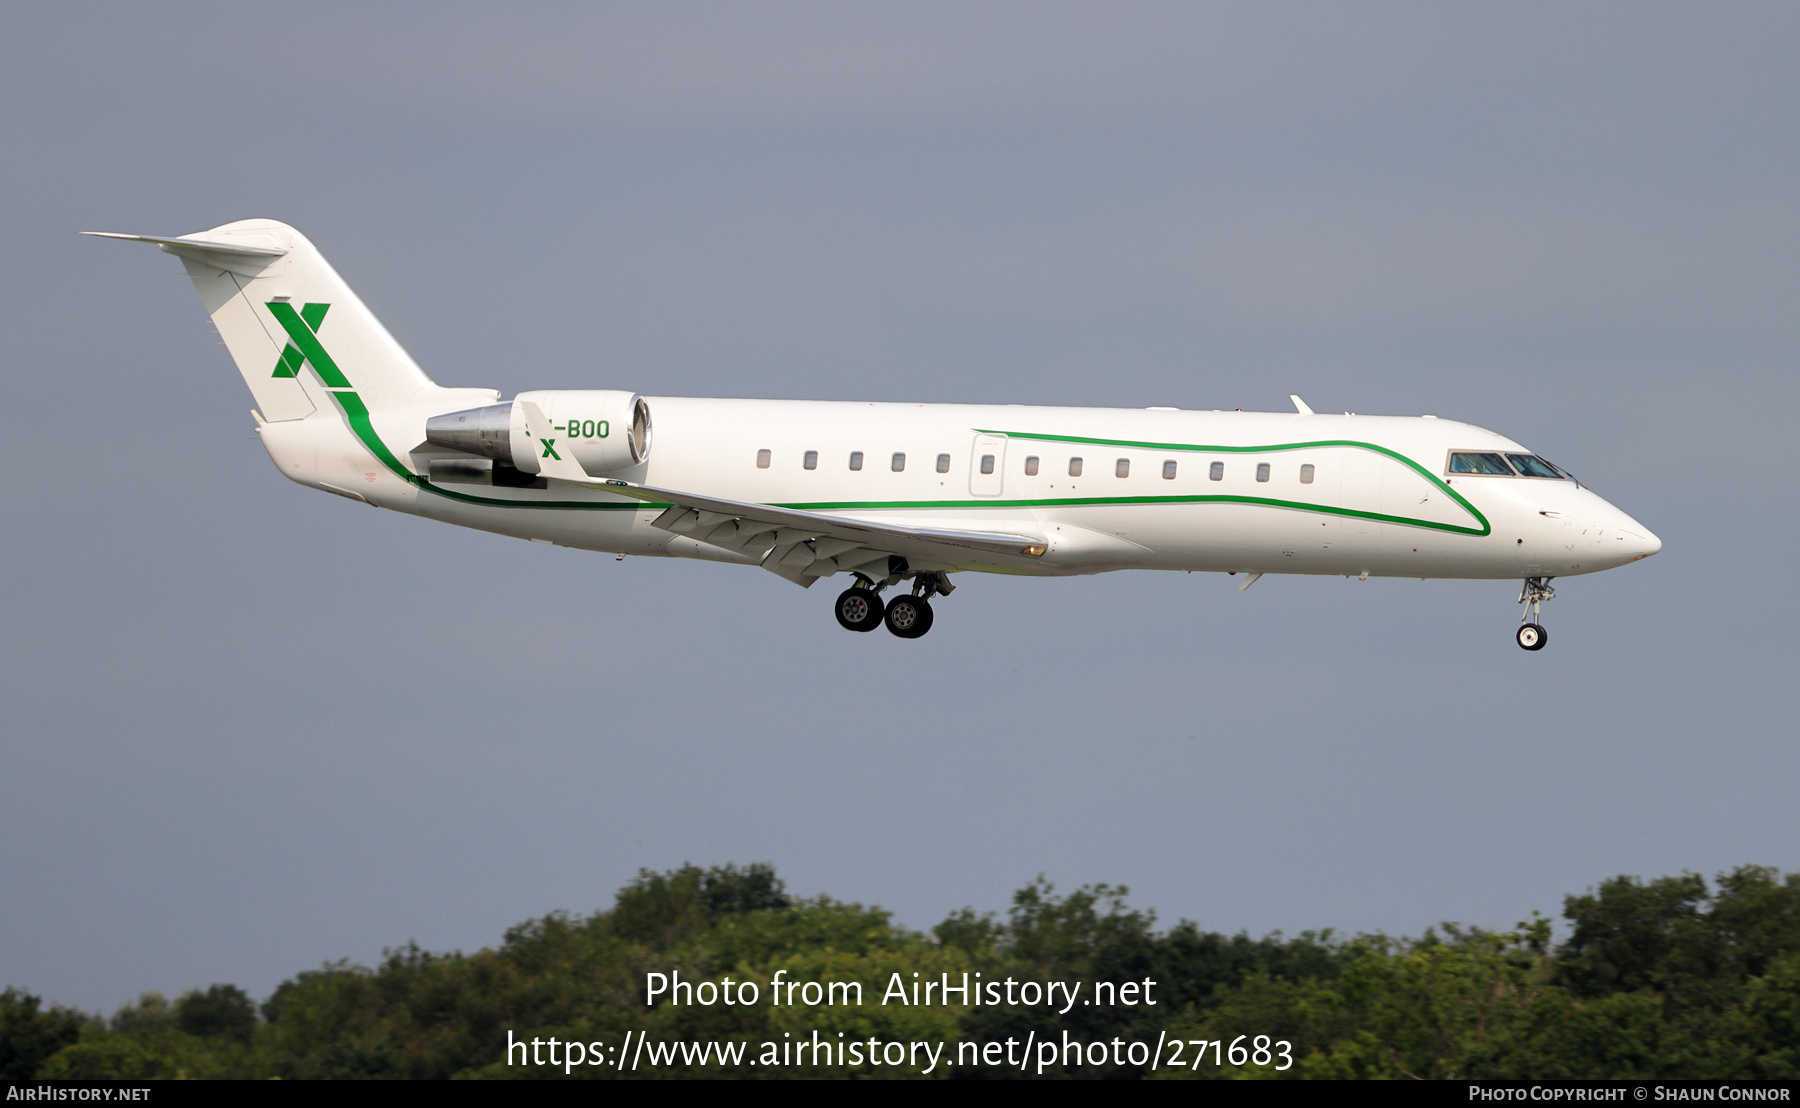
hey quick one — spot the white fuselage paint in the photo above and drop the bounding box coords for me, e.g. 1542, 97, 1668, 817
258, 392, 1661, 583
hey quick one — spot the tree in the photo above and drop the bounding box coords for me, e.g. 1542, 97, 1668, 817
611, 863, 791, 948
176, 984, 256, 1044
109, 992, 174, 1034
38, 1038, 169, 1080
0, 987, 88, 1080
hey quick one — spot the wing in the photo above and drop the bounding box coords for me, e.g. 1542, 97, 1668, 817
631, 480, 1049, 586
519, 402, 1047, 586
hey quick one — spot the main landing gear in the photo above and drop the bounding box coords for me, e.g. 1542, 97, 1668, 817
884, 594, 934, 639
1516, 576, 1555, 651
833, 587, 885, 632
833, 569, 952, 639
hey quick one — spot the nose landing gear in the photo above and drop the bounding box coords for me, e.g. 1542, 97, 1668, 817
1516, 576, 1555, 651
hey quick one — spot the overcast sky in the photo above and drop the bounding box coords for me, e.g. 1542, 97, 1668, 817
3, 2, 1796, 1014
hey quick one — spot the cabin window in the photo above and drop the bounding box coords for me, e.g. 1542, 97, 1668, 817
980, 454, 995, 475
756, 449, 771, 469
1162, 460, 1177, 480
1024, 455, 1039, 476
891, 452, 906, 472
1300, 463, 1315, 484
1115, 458, 1131, 478
849, 451, 864, 471
803, 450, 818, 470
936, 453, 951, 473
1068, 457, 1083, 477
1506, 454, 1561, 479
1256, 462, 1270, 482
1449, 452, 1514, 475
1210, 461, 1224, 481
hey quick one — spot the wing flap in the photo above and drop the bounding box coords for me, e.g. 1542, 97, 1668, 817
607, 477, 1046, 567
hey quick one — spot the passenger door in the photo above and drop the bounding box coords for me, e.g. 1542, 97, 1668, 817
969, 434, 1007, 497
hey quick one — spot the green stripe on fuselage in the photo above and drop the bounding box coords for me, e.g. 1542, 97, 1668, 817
278, 323, 1486, 537
948, 428, 1491, 536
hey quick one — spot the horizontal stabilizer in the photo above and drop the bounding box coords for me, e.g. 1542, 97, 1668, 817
81, 231, 288, 259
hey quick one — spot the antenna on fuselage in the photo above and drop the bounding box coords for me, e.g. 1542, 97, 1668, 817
1289, 394, 1314, 415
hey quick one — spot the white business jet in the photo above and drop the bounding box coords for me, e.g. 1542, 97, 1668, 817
89, 220, 1660, 650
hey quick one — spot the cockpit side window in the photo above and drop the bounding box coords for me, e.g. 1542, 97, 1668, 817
1448, 452, 1515, 476
1506, 454, 1562, 479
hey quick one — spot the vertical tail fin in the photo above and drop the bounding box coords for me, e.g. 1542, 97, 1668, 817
85, 220, 437, 421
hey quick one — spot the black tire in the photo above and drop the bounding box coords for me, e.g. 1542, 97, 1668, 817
1516, 623, 1548, 651
884, 595, 934, 638
912, 598, 934, 637
834, 588, 885, 632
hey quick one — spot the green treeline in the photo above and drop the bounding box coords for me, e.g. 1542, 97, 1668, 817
4, 864, 1797, 1080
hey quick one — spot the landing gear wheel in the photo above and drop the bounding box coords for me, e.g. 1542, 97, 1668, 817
884, 595, 934, 638
834, 588, 885, 632
1516, 577, 1556, 650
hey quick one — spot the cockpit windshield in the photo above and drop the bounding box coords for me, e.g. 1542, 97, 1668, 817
1505, 454, 1562, 479
1540, 458, 1580, 487
1448, 452, 1515, 475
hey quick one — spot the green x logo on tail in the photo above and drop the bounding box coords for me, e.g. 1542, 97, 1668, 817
266, 301, 350, 388
539, 438, 561, 460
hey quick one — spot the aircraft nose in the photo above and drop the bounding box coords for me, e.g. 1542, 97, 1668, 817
1622, 526, 1662, 560
1578, 492, 1661, 564
1604, 509, 1661, 562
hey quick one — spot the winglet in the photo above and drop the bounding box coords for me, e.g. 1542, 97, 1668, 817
1289, 394, 1314, 415
517, 401, 598, 483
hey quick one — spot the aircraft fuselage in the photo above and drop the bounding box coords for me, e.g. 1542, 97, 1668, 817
261, 394, 1659, 581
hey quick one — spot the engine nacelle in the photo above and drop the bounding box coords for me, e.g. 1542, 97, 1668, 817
424, 390, 652, 476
